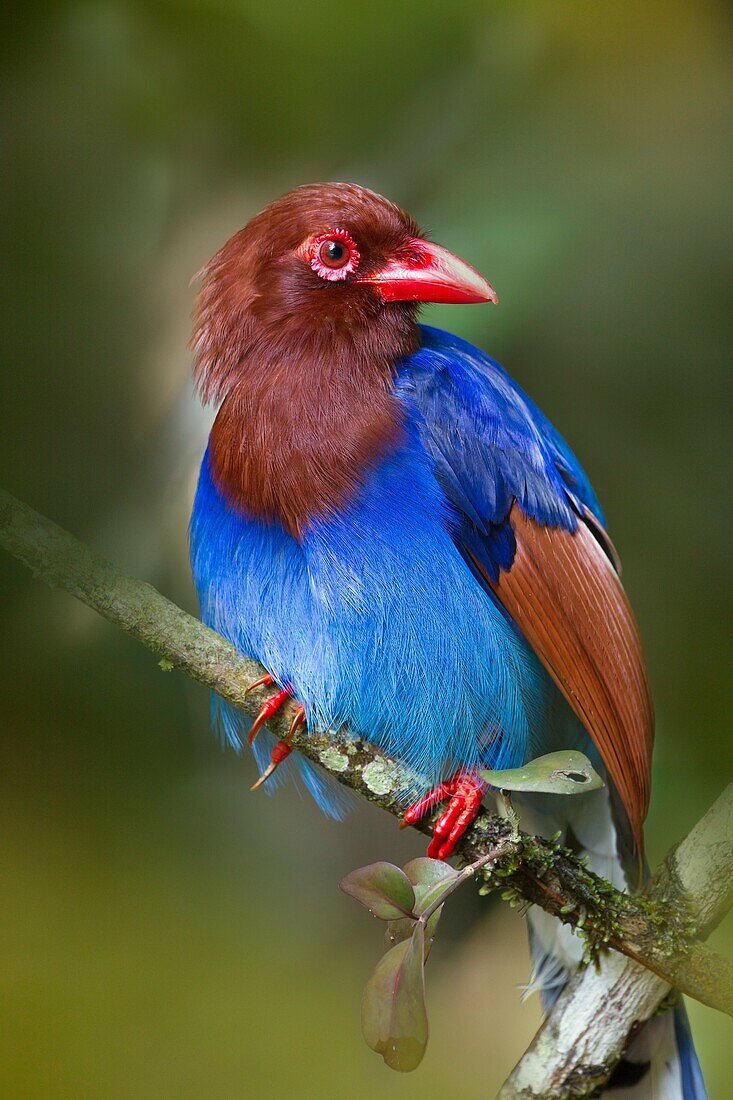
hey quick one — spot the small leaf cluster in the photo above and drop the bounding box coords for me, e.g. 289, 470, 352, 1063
340, 858, 459, 1072
339, 750, 606, 1073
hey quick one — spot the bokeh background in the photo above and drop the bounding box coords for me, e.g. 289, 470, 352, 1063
2, 2, 732, 1096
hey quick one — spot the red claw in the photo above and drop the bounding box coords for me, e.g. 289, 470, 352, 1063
245, 672, 275, 695
251, 739, 294, 790
248, 685, 294, 745
248, 683, 308, 790
400, 781, 454, 828
402, 770, 487, 861
287, 703, 306, 741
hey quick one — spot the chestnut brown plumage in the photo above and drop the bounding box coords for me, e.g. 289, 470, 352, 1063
483, 506, 654, 857
192, 184, 423, 536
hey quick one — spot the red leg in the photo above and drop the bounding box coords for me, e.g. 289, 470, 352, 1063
250, 703, 307, 790
402, 770, 487, 860
400, 782, 454, 828
251, 739, 294, 790
244, 669, 308, 789
247, 684, 294, 744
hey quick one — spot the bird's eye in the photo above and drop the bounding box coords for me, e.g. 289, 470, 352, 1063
306, 228, 360, 282
320, 239, 347, 267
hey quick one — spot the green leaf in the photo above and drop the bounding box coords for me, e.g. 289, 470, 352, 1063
340, 862, 416, 920
402, 860, 457, 955
383, 909, 440, 961
413, 880, 450, 917
383, 917, 415, 952
362, 923, 428, 1072
481, 750, 604, 795
423, 907, 442, 954
403, 856, 459, 890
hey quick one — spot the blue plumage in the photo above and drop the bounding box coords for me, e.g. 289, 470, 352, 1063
190, 181, 706, 1096
190, 326, 593, 815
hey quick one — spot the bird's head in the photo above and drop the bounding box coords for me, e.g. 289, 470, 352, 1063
192, 182, 497, 402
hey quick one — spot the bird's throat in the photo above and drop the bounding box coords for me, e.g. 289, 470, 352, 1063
208, 340, 408, 539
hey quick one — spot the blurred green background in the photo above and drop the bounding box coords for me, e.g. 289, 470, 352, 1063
1, 2, 732, 1096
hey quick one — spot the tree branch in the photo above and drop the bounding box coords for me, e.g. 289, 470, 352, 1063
499, 785, 733, 1097
1, 487, 731, 1046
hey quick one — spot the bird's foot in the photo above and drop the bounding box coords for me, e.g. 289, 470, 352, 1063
250, 704, 307, 790
245, 670, 307, 789
401, 770, 487, 860
246, 675, 294, 745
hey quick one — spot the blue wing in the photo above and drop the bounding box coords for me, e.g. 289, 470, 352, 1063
398, 325, 603, 581
399, 325, 653, 855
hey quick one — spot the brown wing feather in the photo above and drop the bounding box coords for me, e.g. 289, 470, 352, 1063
475, 505, 654, 855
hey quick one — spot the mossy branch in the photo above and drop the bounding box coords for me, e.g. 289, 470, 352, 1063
1, 486, 731, 1047
499, 785, 733, 1097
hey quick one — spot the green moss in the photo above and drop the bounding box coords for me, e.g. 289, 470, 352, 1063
467, 814, 696, 977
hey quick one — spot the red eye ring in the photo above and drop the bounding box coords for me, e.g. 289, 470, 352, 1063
308, 228, 360, 281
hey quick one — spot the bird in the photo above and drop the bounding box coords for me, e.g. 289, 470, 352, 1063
189, 182, 706, 1097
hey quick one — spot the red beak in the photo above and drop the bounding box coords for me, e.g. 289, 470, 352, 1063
357, 239, 498, 305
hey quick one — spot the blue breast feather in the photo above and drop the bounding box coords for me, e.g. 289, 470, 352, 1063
189, 325, 601, 817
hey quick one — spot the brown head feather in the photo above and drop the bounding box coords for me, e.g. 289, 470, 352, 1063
191, 183, 421, 536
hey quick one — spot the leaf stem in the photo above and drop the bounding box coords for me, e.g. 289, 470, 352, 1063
419, 844, 519, 925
